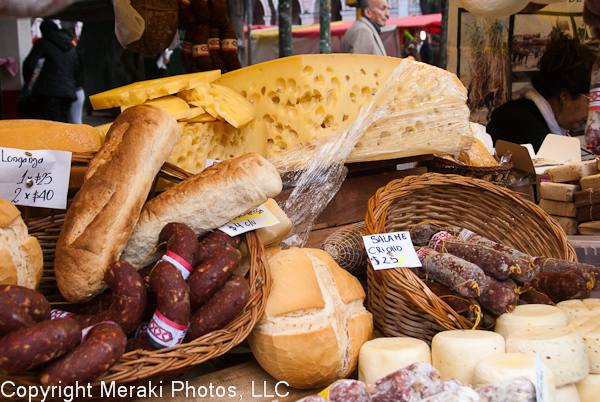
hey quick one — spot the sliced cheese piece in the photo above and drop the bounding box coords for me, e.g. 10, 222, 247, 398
556, 384, 580, 402
568, 315, 600, 374
550, 215, 579, 235
431, 329, 505, 386
576, 373, 600, 402
581, 174, 600, 191
121, 95, 192, 120
358, 337, 432, 384
214, 54, 473, 163
540, 182, 581, 202
474, 353, 556, 402
538, 199, 577, 217
495, 304, 568, 339
184, 113, 217, 123
547, 161, 598, 183
89, 70, 221, 110
506, 326, 589, 386
556, 299, 600, 323
255, 198, 293, 246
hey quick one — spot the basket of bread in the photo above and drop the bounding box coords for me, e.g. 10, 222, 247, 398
0, 102, 283, 400
363, 172, 596, 344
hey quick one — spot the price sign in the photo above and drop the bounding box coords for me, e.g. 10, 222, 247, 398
535, 353, 550, 402
219, 204, 281, 236
362, 231, 422, 270
0, 147, 71, 209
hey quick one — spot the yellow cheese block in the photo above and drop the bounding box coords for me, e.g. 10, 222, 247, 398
122, 95, 191, 120
89, 70, 221, 110
215, 54, 473, 163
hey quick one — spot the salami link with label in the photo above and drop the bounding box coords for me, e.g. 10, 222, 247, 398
530, 270, 593, 303
185, 275, 248, 342
0, 284, 51, 322
150, 262, 191, 328
0, 292, 34, 337
178, 0, 197, 29
535, 257, 600, 290
158, 222, 200, 269
0, 318, 80, 373
417, 248, 485, 298
369, 361, 442, 402
188, 245, 242, 310
196, 230, 241, 266
40, 323, 127, 387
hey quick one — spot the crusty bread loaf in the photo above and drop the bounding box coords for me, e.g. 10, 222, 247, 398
54, 105, 179, 302
247, 248, 373, 389
120, 153, 282, 268
0, 198, 43, 289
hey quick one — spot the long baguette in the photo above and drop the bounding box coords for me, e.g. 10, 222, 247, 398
120, 153, 283, 268
54, 105, 179, 302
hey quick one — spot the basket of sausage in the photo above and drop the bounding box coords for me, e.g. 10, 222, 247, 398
0, 106, 277, 401
364, 172, 595, 345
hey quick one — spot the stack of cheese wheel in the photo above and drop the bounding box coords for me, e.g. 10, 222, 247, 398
557, 299, 600, 323
494, 304, 568, 339
506, 326, 589, 400
569, 315, 600, 402
431, 330, 505, 386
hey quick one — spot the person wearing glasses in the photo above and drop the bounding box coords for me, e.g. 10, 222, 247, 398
486, 34, 599, 153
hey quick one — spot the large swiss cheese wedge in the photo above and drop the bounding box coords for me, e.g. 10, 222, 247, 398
214, 54, 473, 164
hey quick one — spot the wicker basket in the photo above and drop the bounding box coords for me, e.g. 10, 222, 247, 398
364, 172, 575, 344
3, 153, 271, 402
423, 156, 513, 186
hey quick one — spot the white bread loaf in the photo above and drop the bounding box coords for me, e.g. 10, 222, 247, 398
120, 153, 282, 268
0, 198, 43, 289
248, 247, 372, 389
54, 105, 180, 302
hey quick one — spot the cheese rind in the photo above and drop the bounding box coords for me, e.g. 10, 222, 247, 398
494, 304, 568, 339
431, 329, 505, 386
556, 299, 600, 323
556, 384, 581, 402
568, 315, 600, 374
358, 337, 432, 384
506, 326, 589, 386
576, 373, 600, 402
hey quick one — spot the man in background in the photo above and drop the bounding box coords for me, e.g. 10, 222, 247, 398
341, 0, 389, 56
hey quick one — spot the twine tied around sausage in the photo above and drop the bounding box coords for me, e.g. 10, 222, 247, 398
438, 294, 482, 329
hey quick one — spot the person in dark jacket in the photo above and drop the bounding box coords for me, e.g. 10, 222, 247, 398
22, 19, 80, 122
486, 34, 599, 153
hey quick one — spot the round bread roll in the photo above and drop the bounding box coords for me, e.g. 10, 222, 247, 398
458, 0, 529, 18
0, 198, 43, 289
248, 247, 373, 389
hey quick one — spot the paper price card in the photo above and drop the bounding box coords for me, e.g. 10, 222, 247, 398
219, 204, 281, 236
362, 231, 422, 270
535, 353, 550, 402
0, 147, 71, 210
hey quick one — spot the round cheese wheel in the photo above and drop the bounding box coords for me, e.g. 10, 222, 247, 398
358, 337, 431, 384
474, 353, 556, 402
576, 373, 600, 402
431, 329, 505, 386
556, 384, 581, 402
458, 0, 529, 18
495, 304, 568, 339
506, 326, 589, 386
568, 315, 600, 374
557, 299, 600, 323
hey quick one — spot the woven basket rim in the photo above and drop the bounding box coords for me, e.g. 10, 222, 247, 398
432, 156, 513, 173
365, 172, 575, 338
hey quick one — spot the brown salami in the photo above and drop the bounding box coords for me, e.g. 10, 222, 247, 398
0, 284, 51, 322
220, 27, 241, 72
0, 318, 80, 373
190, 0, 210, 24
188, 245, 242, 310
477, 276, 519, 316
193, 24, 212, 72
196, 230, 241, 266
178, 0, 197, 29
185, 275, 248, 342
530, 270, 593, 303
519, 288, 554, 305
158, 222, 200, 269
63, 292, 113, 316
423, 280, 482, 325
420, 378, 462, 398
327, 379, 370, 402
180, 29, 195, 73
40, 323, 127, 387
535, 257, 600, 290
475, 376, 536, 402
419, 386, 480, 402
0, 292, 34, 337
208, 27, 224, 73
416, 248, 485, 298
369, 362, 442, 402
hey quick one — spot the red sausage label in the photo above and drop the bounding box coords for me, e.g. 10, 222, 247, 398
50, 309, 73, 319
222, 39, 238, 51
458, 228, 477, 242
147, 310, 189, 349
156, 251, 194, 280
181, 41, 192, 55
192, 44, 209, 57
428, 231, 454, 251
591, 86, 600, 111
208, 38, 220, 50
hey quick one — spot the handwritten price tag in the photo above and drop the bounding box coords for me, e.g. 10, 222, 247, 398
362, 231, 422, 270
219, 204, 281, 236
0, 147, 71, 209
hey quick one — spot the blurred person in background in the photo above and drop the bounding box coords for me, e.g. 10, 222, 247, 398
341, 0, 389, 56
486, 34, 599, 153
22, 19, 79, 122
419, 31, 434, 65
62, 20, 85, 124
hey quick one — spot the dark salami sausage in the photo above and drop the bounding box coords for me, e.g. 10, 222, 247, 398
416, 248, 485, 298
193, 24, 212, 72
178, 0, 197, 29
0, 292, 34, 337
327, 379, 369, 402
477, 276, 519, 316
188, 245, 242, 310
419, 386, 480, 402
530, 270, 593, 303
220, 27, 242, 72
196, 230, 241, 266
185, 275, 248, 342
369, 362, 442, 402
535, 257, 600, 291
190, 0, 210, 24
0, 318, 80, 373
0, 284, 51, 322
519, 289, 554, 305
76, 261, 147, 334
180, 29, 195, 73
421, 378, 462, 398
62, 292, 113, 316
40, 323, 127, 387
424, 280, 482, 325
158, 222, 199, 271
